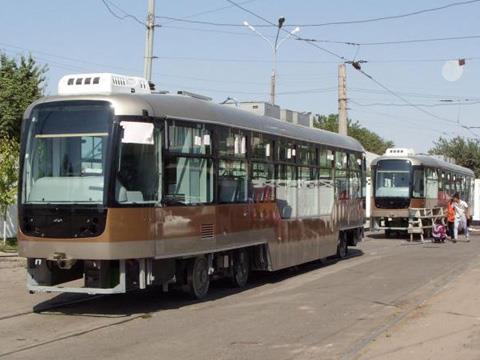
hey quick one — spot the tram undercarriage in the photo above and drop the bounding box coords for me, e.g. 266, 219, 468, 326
26, 245, 269, 299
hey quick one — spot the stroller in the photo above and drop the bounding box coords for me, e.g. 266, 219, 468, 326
432, 220, 447, 243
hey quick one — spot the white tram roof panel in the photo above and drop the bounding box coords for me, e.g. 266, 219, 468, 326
384, 148, 416, 157
27, 84, 365, 153
58, 73, 151, 96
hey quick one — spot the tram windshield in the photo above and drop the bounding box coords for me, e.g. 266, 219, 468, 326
22, 102, 111, 204
375, 160, 411, 198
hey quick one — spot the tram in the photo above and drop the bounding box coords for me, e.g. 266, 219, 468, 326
371, 148, 475, 235
18, 73, 365, 299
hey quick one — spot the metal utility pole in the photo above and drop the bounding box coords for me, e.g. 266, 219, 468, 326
143, 0, 155, 82
338, 63, 348, 136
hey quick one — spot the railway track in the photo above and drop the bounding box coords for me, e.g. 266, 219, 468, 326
0, 294, 106, 322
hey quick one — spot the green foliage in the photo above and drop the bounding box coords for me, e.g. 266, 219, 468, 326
0, 53, 47, 140
0, 136, 19, 217
0, 237, 17, 252
429, 136, 480, 177
314, 114, 394, 155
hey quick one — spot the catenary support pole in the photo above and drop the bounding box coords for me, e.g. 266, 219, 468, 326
143, 0, 155, 81
338, 63, 348, 136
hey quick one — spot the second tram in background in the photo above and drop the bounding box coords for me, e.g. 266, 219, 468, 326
370, 148, 475, 236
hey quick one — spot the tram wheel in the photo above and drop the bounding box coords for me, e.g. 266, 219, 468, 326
231, 249, 250, 288
186, 256, 210, 300
336, 234, 348, 259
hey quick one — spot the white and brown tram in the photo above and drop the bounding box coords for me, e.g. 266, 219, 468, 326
19, 73, 365, 299
371, 148, 475, 236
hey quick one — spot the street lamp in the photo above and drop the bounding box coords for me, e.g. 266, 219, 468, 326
243, 18, 300, 105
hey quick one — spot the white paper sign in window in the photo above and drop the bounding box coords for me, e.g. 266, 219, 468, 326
120, 121, 154, 145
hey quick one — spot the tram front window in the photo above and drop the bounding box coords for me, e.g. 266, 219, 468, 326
375, 160, 411, 198
22, 102, 111, 204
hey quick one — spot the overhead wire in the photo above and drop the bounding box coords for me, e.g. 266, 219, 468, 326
224, 0, 347, 61
100, 0, 146, 27
298, 34, 480, 47
158, 0, 480, 28
348, 106, 457, 137
159, 0, 259, 25
288, 0, 480, 27
354, 68, 461, 126
349, 99, 480, 108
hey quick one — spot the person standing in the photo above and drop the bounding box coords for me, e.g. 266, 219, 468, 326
447, 198, 456, 241
453, 193, 469, 242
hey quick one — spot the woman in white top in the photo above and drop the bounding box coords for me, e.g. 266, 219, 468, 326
453, 193, 469, 241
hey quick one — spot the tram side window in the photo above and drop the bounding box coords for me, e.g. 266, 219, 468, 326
252, 162, 275, 202
349, 153, 362, 199
276, 164, 297, 219
297, 144, 316, 166
319, 149, 334, 215
458, 176, 465, 198
218, 160, 247, 203
425, 168, 438, 199
277, 140, 296, 162
446, 173, 452, 195
412, 168, 425, 198
335, 151, 349, 200
439, 172, 445, 192
218, 128, 246, 158
251, 133, 273, 160
115, 122, 162, 204
165, 158, 213, 204
168, 122, 211, 155
298, 166, 318, 217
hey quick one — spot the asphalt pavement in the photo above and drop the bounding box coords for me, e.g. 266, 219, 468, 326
1, 233, 479, 360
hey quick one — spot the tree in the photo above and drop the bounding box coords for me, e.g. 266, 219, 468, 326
0, 53, 46, 243
0, 53, 47, 141
314, 114, 394, 155
429, 136, 480, 177
0, 137, 19, 244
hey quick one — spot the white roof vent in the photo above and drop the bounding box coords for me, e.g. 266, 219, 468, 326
384, 148, 416, 157
58, 73, 151, 96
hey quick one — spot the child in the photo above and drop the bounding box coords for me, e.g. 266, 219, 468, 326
432, 219, 447, 243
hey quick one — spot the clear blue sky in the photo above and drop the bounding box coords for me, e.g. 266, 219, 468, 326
1, 0, 479, 152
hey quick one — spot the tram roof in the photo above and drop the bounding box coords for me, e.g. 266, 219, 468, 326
371, 154, 474, 177
24, 93, 364, 153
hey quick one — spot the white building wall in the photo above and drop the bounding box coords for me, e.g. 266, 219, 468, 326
3, 204, 17, 238
474, 179, 480, 223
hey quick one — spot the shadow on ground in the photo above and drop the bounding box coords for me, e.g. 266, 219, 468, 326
32, 249, 364, 317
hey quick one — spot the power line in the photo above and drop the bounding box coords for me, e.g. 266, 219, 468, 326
161, 24, 264, 37
349, 99, 480, 107
349, 107, 456, 137
290, 0, 480, 27
299, 34, 480, 47
100, 0, 146, 27
160, 0, 259, 25
353, 67, 463, 126
160, 0, 480, 28
224, 0, 347, 61
155, 55, 338, 64
368, 56, 480, 64
349, 87, 480, 101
